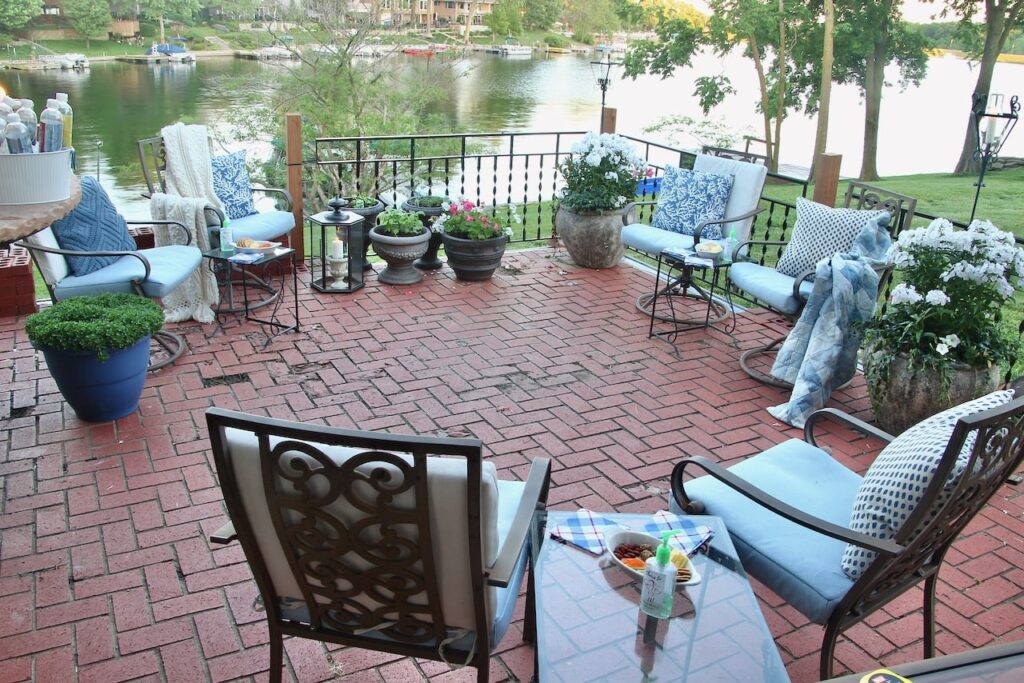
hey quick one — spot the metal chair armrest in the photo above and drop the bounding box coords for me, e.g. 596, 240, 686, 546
671, 456, 903, 555
694, 206, 767, 243
209, 521, 237, 545
487, 457, 552, 587
731, 238, 787, 263
15, 241, 153, 281
252, 186, 294, 211
126, 219, 194, 246
803, 408, 896, 447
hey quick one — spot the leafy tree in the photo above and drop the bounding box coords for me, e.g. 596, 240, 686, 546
523, 0, 562, 30
937, 0, 1024, 173
564, 0, 619, 43
0, 0, 42, 33
64, 0, 113, 48
202, 0, 259, 20
138, 0, 200, 44
486, 0, 524, 36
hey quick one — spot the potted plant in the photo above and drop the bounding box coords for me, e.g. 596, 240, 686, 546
402, 188, 448, 270
861, 218, 1023, 434
25, 293, 163, 422
344, 193, 386, 272
369, 206, 432, 285
434, 198, 517, 281
555, 132, 649, 268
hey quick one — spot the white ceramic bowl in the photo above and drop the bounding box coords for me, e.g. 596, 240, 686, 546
694, 242, 724, 263
605, 529, 701, 585
232, 240, 281, 254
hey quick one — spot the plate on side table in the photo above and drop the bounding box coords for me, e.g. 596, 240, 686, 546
606, 530, 702, 586
232, 240, 281, 254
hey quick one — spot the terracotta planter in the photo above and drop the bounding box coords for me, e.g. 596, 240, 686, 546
402, 198, 446, 270
344, 198, 386, 272
554, 205, 627, 269
864, 351, 1001, 435
441, 233, 507, 281
368, 227, 431, 285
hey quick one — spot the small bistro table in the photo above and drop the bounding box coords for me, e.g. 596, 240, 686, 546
532, 512, 788, 683
648, 249, 736, 346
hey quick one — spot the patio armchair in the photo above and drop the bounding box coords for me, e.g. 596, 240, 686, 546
732, 182, 917, 387
17, 176, 201, 370
670, 386, 1024, 679
621, 154, 768, 321
205, 408, 552, 683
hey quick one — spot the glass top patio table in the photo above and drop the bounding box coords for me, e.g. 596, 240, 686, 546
532, 512, 789, 683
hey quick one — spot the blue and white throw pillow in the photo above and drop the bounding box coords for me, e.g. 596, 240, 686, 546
652, 165, 734, 240
776, 198, 889, 279
841, 389, 1014, 581
211, 150, 257, 220
50, 176, 137, 277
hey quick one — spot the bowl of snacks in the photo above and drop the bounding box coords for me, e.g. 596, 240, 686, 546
693, 241, 724, 263
232, 238, 281, 254
606, 530, 701, 585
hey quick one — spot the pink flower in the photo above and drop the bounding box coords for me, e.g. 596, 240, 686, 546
646, 167, 655, 178
466, 214, 474, 222
450, 204, 460, 214
462, 200, 475, 211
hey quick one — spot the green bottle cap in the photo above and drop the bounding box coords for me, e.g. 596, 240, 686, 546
656, 531, 678, 565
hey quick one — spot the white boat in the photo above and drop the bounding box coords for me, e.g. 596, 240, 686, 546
499, 45, 532, 57
148, 44, 196, 63
255, 46, 294, 60
38, 53, 89, 70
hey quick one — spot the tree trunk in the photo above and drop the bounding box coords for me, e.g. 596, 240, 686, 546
953, 8, 1009, 174
159, 16, 165, 46
464, 2, 481, 43
771, 0, 786, 174
859, 39, 886, 181
810, 0, 834, 182
748, 35, 775, 169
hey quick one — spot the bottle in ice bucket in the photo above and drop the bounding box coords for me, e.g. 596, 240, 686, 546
38, 100, 64, 153
220, 216, 234, 253
4, 113, 33, 155
18, 99, 37, 146
55, 93, 73, 149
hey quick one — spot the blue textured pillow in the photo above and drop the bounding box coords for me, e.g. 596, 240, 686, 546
49, 176, 137, 277
841, 389, 1014, 581
211, 150, 257, 220
652, 165, 734, 240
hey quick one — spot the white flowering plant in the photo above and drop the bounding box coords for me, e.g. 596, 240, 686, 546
557, 133, 651, 211
862, 218, 1024, 378
432, 198, 517, 241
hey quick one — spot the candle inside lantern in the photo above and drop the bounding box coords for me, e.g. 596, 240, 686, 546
986, 93, 1004, 115
331, 237, 344, 259
985, 116, 999, 146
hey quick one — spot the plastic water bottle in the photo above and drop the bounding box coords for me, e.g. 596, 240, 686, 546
2, 96, 18, 111
724, 227, 738, 263
220, 216, 234, 253
639, 532, 678, 619
55, 93, 73, 149
18, 99, 37, 145
4, 113, 33, 155
38, 99, 64, 153
0, 103, 12, 118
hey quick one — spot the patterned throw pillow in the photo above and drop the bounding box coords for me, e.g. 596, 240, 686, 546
841, 389, 1014, 581
211, 150, 257, 220
652, 165, 734, 240
49, 176, 137, 277
776, 198, 889, 279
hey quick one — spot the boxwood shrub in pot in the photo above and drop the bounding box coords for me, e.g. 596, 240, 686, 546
25, 293, 164, 422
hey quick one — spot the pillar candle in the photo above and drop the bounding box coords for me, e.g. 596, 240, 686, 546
332, 237, 344, 259
986, 117, 999, 146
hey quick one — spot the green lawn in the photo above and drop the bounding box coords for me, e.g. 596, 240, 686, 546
3, 39, 142, 60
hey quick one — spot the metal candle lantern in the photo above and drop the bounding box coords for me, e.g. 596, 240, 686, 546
590, 56, 623, 131
308, 197, 365, 294
970, 93, 1019, 223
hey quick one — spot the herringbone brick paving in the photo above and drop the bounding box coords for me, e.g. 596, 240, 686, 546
0, 247, 1021, 682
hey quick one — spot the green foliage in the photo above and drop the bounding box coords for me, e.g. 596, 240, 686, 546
486, 0, 525, 36
63, 0, 114, 47
543, 34, 569, 48
137, 0, 201, 23
622, 16, 702, 80
564, 0, 619, 42
523, 0, 563, 31
0, 0, 43, 32
435, 198, 516, 240
375, 207, 426, 236
139, 21, 159, 37
346, 194, 379, 209
407, 195, 445, 208
25, 294, 164, 361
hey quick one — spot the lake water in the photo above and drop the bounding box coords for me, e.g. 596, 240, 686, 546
4, 50, 1022, 218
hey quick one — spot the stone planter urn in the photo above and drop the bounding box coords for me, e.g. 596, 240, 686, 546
402, 198, 447, 270
344, 198, 386, 272
554, 205, 627, 269
368, 227, 431, 285
863, 351, 1001, 435
441, 234, 507, 281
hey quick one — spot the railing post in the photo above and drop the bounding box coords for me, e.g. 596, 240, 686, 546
601, 107, 617, 134
812, 152, 842, 207
285, 112, 304, 257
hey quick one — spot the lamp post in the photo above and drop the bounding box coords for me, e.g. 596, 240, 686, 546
590, 56, 623, 133
970, 92, 1019, 223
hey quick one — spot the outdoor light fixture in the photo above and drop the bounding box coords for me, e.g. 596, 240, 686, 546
590, 56, 623, 127
970, 92, 1019, 223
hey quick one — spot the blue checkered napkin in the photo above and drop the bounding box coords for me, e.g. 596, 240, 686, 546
550, 510, 628, 556
642, 511, 714, 557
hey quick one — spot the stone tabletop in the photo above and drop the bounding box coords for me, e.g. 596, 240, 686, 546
0, 175, 82, 245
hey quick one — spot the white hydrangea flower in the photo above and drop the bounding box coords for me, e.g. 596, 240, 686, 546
605, 171, 618, 181
890, 283, 923, 305
936, 342, 949, 356
925, 289, 950, 306
941, 334, 960, 348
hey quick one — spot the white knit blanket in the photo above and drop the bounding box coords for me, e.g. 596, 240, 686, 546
150, 193, 219, 324
159, 122, 224, 211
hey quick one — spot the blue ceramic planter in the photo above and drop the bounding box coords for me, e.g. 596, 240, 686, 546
41, 336, 151, 422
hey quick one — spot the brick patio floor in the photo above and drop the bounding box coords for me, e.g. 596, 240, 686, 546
1, 247, 1022, 682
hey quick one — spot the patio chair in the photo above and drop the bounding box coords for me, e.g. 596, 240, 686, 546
17, 176, 201, 370
621, 154, 768, 322
670, 386, 1024, 679
733, 182, 917, 388
205, 408, 552, 683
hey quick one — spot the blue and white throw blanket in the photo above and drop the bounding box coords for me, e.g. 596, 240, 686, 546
767, 216, 892, 428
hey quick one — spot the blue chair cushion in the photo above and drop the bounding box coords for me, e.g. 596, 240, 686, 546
676, 439, 860, 624
622, 223, 728, 257
842, 389, 1014, 580
228, 210, 295, 243
50, 176, 138, 277
211, 150, 258, 220
775, 198, 889, 279
651, 165, 734, 240
52, 245, 202, 300
728, 261, 814, 316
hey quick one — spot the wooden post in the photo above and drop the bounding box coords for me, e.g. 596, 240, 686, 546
812, 152, 842, 207
285, 112, 304, 257
600, 107, 617, 134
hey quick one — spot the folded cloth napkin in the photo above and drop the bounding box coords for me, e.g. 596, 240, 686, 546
641, 511, 714, 557
550, 510, 627, 556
